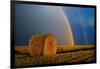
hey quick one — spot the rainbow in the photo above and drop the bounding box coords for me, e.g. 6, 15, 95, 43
59, 7, 74, 46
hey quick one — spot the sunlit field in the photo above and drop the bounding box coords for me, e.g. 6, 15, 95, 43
15, 45, 95, 67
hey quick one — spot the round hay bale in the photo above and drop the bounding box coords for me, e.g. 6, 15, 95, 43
28, 34, 44, 56
43, 33, 57, 56
28, 33, 57, 56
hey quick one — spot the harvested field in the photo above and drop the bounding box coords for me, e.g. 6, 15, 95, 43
15, 45, 95, 67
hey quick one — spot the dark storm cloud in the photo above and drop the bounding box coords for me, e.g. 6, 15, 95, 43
63, 7, 95, 44
15, 4, 95, 45
15, 4, 71, 45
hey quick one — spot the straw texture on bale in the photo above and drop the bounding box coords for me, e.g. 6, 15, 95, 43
28, 33, 57, 56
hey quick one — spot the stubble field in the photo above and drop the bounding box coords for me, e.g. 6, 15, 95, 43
15, 45, 95, 67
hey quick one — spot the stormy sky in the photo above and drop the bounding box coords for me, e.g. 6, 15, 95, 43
15, 4, 95, 46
